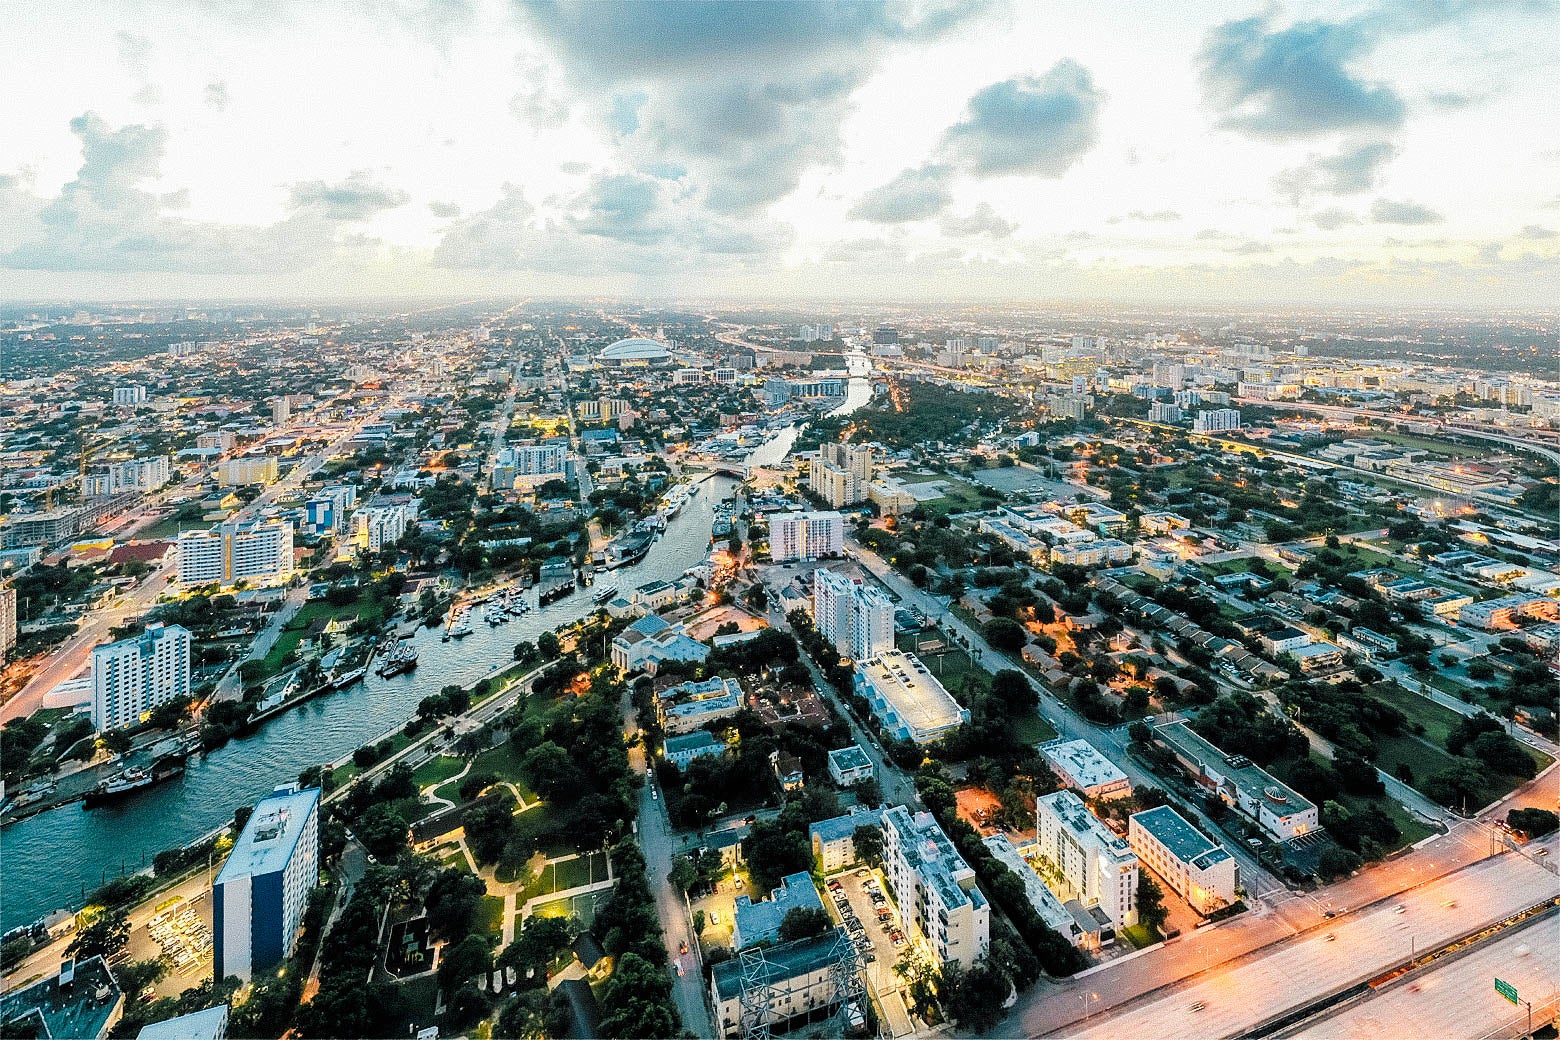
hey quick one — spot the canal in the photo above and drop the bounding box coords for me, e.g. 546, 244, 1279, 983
0, 354, 873, 930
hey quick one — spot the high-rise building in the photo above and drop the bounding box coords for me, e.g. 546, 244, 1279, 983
493, 443, 569, 491
271, 398, 290, 426
91, 623, 192, 731
1193, 408, 1242, 433
1034, 790, 1138, 934
769, 511, 844, 562
808, 442, 873, 508
113, 385, 147, 406
881, 806, 990, 969
0, 580, 15, 660
872, 327, 898, 345
214, 784, 321, 982
1147, 402, 1183, 424
83, 455, 171, 497
218, 457, 279, 486
812, 569, 894, 660
1151, 363, 1185, 390
177, 519, 294, 587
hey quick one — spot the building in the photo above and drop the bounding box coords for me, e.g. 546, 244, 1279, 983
880, 806, 990, 969
196, 430, 236, 452
812, 569, 894, 661
0, 955, 124, 1040
1288, 640, 1344, 673
610, 614, 711, 674
271, 398, 290, 426
854, 650, 967, 745
304, 484, 357, 537
1153, 721, 1319, 840
1148, 402, 1183, 424
826, 745, 874, 787
135, 1004, 230, 1040
808, 442, 873, 508
1260, 626, 1311, 654
1034, 791, 1138, 935
657, 676, 744, 734
1193, 408, 1242, 433
0, 580, 15, 660
1129, 806, 1239, 915
493, 443, 569, 491
83, 456, 171, 496
213, 785, 321, 983
809, 808, 884, 872
217, 456, 278, 487
982, 834, 1090, 948
733, 871, 826, 949
866, 477, 918, 517
177, 519, 294, 588
1041, 739, 1132, 800
91, 623, 192, 731
113, 385, 148, 406
353, 499, 415, 552
1459, 594, 1560, 631
663, 730, 727, 771
598, 337, 672, 366
709, 931, 858, 1039
770, 511, 845, 563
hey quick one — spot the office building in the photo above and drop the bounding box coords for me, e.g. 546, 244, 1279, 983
865, 477, 917, 517
196, 431, 237, 452
135, 1005, 229, 1040
1193, 408, 1242, 433
217, 457, 278, 487
733, 872, 827, 950
880, 806, 990, 969
854, 650, 967, 745
769, 511, 844, 562
1152, 721, 1319, 840
812, 569, 894, 661
0, 580, 15, 660
177, 519, 294, 588
610, 614, 711, 674
213, 785, 321, 983
1041, 739, 1132, 800
113, 385, 147, 406
1034, 791, 1138, 934
91, 623, 192, 731
1129, 806, 1239, 915
304, 484, 357, 537
657, 676, 744, 734
271, 398, 290, 426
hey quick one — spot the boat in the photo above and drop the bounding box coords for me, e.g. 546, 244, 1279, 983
484, 604, 508, 626
375, 641, 419, 677
449, 610, 473, 638
331, 666, 367, 690
538, 578, 576, 606
606, 528, 655, 569
592, 585, 619, 606
83, 757, 186, 808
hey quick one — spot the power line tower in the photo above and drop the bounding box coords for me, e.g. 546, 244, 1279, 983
825, 928, 869, 1036
738, 947, 775, 1040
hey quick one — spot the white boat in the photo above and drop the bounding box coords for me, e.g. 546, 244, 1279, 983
449, 610, 473, 638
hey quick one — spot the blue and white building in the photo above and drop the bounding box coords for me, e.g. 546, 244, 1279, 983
213, 785, 321, 982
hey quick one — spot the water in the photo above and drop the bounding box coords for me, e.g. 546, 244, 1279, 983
0, 355, 874, 930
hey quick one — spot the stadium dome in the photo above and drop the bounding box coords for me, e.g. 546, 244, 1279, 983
598, 337, 672, 364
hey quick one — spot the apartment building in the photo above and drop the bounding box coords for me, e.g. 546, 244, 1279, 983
217, 457, 278, 486
91, 622, 192, 731
812, 569, 894, 660
213, 785, 320, 982
854, 650, 967, 745
1041, 739, 1132, 800
177, 518, 294, 588
808, 442, 874, 508
1034, 791, 1138, 935
770, 511, 845, 562
880, 806, 990, 969
1129, 805, 1239, 915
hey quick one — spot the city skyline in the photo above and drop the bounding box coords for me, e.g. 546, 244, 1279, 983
3, 0, 1559, 306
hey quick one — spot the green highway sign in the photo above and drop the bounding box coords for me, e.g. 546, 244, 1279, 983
1495, 978, 1520, 1005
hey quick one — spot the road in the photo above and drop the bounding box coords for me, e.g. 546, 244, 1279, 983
622, 690, 715, 1039
1283, 910, 1560, 1040
1054, 850, 1560, 1040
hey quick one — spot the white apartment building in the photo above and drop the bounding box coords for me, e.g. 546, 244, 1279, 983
1129, 806, 1239, 915
196, 430, 237, 452
177, 519, 294, 588
808, 442, 874, 508
881, 806, 990, 969
213, 785, 320, 983
91, 623, 192, 731
492, 443, 569, 491
1193, 408, 1242, 433
812, 569, 893, 660
218, 457, 279, 486
1148, 402, 1183, 424
1034, 791, 1138, 934
770, 511, 844, 562
271, 398, 290, 426
0, 581, 16, 659
854, 650, 967, 745
353, 498, 415, 552
83, 455, 171, 497
113, 385, 147, 405
1041, 739, 1132, 800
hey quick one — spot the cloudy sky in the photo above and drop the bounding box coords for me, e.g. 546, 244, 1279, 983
3, 0, 1558, 306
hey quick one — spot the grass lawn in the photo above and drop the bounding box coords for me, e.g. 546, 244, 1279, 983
910, 473, 1003, 517
1121, 923, 1161, 949
1011, 711, 1058, 745
478, 894, 506, 937
1367, 682, 1465, 745
1421, 672, 1474, 698
896, 630, 990, 699
260, 598, 387, 677
520, 851, 610, 901
381, 974, 438, 1037
412, 754, 467, 790
1371, 732, 1462, 786
472, 742, 539, 803
1342, 790, 1436, 850
528, 888, 612, 928
1200, 557, 1293, 579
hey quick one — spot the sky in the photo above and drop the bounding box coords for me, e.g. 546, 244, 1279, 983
2, 0, 1558, 307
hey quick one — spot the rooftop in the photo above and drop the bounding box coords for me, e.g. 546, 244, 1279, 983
827, 745, 873, 773
810, 807, 884, 845
733, 871, 825, 949
883, 806, 984, 914
856, 650, 965, 737
135, 1005, 229, 1040
711, 930, 852, 1000
214, 785, 319, 884
1131, 804, 1230, 868
664, 730, 724, 756
0, 956, 122, 1040
1038, 791, 1134, 862
1154, 720, 1317, 819
1041, 739, 1129, 791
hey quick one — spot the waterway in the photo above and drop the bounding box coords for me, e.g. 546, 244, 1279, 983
0, 353, 873, 930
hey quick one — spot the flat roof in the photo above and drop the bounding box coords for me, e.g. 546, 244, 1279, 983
810, 807, 883, 845
664, 730, 723, 754
883, 806, 984, 915
0, 955, 121, 1040
711, 930, 850, 1000
827, 745, 873, 772
215, 785, 319, 884
1154, 720, 1316, 818
1131, 805, 1229, 867
1038, 791, 1134, 863
733, 872, 824, 949
856, 650, 965, 737
1041, 739, 1128, 790
136, 1005, 229, 1040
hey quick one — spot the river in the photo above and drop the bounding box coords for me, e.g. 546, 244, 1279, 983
0, 353, 873, 930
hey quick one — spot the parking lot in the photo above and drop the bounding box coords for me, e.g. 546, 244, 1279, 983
822, 868, 907, 976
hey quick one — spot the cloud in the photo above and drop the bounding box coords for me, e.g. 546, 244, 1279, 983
1111, 209, 1182, 223
509, 53, 569, 130
1312, 207, 1362, 229
847, 165, 953, 224
287, 171, 409, 221
1371, 198, 1444, 224
430, 184, 537, 268
1274, 140, 1398, 204
567, 172, 671, 245
428, 200, 462, 219
203, 81, 230, 112
940, 61, 1104, 178
1517, 224, 1557, 239
1195, 228, 1236, 240
116, 32, 153, 75
940, 202, 1015, 238
1198, 15, 1404, 140
1230, 240, 1274, 254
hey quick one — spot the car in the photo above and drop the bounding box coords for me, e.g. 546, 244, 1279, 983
1537, 849, 1549, 857
679, 941, 688, 954
676, 962, 684, 977
1188, 1002, 1206, 1013
1323, 933, 1336, 942
710, 912, 719, 925
892, 933, 907, 947
1393, 905, 1406, 914
1323, 910, 1336, 919
650, 787, 657, 800
828, 880, 843, 891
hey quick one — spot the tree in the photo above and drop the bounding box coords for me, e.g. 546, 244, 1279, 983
598, 952, 679, 1039
941, 958, 1013, 1033
101, 729, 133, 756
520, 741, 579, 801
513, 639, 538, 664
353, 803, 409, 861
425, 867, 488, 943
499, 915, 573, 982
537, 631, 561, 660
853, 825, 884, 868
437, 934, 494, 997
990, 669, 1037, 711
1507, 807, 1559, 839
68, 907, 130, 961
667, 855, 698, 894
983, 617, 1027, 654
1136, 873, 1169, 933
778, 906, 831, 942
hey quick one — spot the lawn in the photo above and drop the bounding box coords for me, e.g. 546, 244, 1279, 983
472, 742, 540, 804
1121, 923, 1161, 949
909, 472, 1003, 517
260, 598, 387, 677
527, 888, 612, 928
1347, 793, 1436, 849
896, 630, 989, 701
411, 754, 468, 790
520, 851, 610, 902
478, 894, 506, 937
1367, 682, 1465, 745
1010, 711, 1058, 745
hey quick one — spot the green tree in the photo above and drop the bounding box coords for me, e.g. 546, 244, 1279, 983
1136, 873, 1169, 934
537, 631, 561, 660
983, 618, 1027, 654
353, 803, 409, 861
520, 741, 579, 801
598, 952, 679, 1039
425, 867, 488, 943
853, 825, 884, 868
778, 906, 831, 942
67, 907, 130, 961
437, 934, 494, 997
941, 958, 1013, 1033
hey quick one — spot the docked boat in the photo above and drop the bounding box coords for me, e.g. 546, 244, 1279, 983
592, 585, 619, 606
330, 666, 367, 690
711, 506, 733, 539
538, 578, 576, 606
606, 528, 655, 569
83, 756, 186, 808
376, 641, 419, 677
484, 604, 508, 626
449, 610, 473, 638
